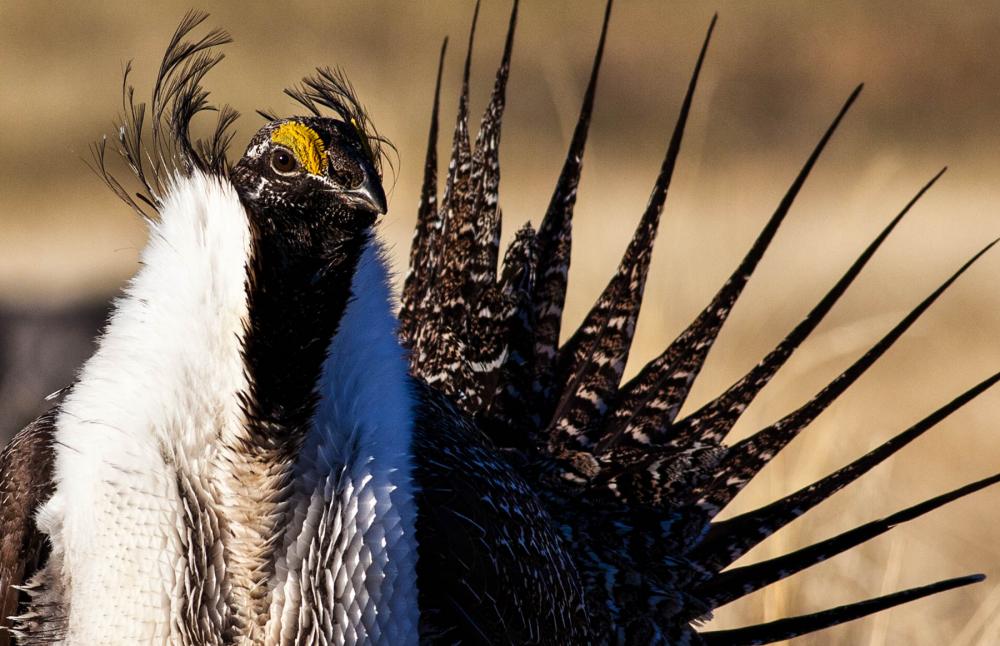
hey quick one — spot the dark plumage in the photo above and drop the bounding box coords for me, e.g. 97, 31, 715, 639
399, 1, 1000, 643
0, 413, 56, 643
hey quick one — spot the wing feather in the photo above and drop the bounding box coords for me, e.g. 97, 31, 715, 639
0, 411, 57, 644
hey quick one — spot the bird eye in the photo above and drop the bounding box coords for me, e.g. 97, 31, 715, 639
270, 148, 299, 175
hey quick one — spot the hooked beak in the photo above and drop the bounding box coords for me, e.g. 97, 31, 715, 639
341, 172, 388, 215
321, 158, 388, 215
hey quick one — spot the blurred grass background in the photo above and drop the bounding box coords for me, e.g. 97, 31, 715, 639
4, 1, 1000, 643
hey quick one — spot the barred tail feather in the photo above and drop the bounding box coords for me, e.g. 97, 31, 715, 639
601, 83, 862, 453
667, 168, 947, 450
531, 0, 614, 406
400, 37, 447, 342
546, 15, 717, 459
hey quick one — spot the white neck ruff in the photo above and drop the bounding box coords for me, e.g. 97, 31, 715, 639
38, 173, 420, 644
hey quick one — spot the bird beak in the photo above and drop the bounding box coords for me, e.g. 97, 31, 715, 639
340, 172, 388, 215
323, 148, 388, 215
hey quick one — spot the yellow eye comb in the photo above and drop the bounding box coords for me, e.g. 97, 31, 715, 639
270, 122, 328, 175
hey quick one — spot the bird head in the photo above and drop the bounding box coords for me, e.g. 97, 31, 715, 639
231, 117, 387, 243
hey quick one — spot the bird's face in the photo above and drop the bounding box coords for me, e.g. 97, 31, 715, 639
231, 117, 387, 247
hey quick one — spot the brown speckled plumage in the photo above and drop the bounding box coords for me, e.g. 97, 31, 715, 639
0, 412, 57, 646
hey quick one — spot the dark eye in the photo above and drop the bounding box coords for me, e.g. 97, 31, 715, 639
270, 148, 298, 174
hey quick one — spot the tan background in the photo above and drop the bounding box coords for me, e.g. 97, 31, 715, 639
4, 1, 1000, 643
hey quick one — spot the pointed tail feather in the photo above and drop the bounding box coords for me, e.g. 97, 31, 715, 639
690, 369, 1000, 572
672, 168, 947, 448
462, 0, 519, 306
699, 574, 985, 645
408, 1, 479, 376
596, 84, 863, 454
698, 238, 999, 514
531, 0, 614, 405
430, 0, 479, 294
545, 15, 717, 457
408, 1, 516, 415
428, 1, 518, 416
695, 473, 1000, 612
400, 37, 448, 341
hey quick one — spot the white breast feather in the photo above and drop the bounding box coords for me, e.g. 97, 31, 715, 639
34, 175, 419, 645
38, 172, 252, 644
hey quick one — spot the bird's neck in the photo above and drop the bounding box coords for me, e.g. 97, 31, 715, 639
240, 223, 368, 452
261, 235, 421, 643
248, 232, 419, 645
219, 222, 420, 643
219, 217, 372, 636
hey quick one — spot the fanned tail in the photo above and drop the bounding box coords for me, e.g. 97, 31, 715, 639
398, 2, 998, 641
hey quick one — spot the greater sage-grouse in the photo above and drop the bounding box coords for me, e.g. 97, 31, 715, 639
1, 4, 998, 645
